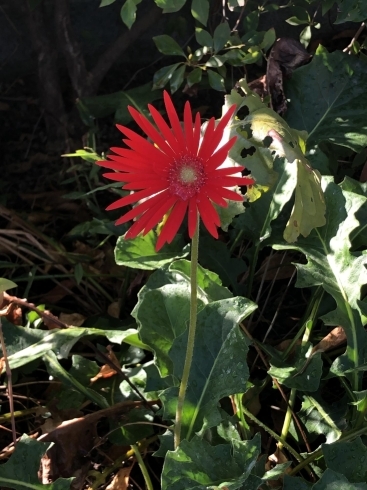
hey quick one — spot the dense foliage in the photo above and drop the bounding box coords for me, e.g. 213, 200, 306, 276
2, 0, 367, 489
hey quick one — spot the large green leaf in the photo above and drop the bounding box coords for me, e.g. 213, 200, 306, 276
285, 46, 367, 152
313, 469, 367, 489
322, 437, 367, 483
285, 469, 367, 489
272, 179, 367, 387
153, 35, 186, 57
1, 320, 143, 371
120, 0, 141, 29
226, 81, 325, 243
154, 0, 186, 13
140, 259, 232, 303
162, 435, 262, 490
0, 434, 72, 489
114, 231, 189, 270
291, 395, 345, 444
334, 0, 367, 23
191, 0, 209, 26
161, 297, 256, 439
43, 351, 109, 408
134, 258, 233, 379
268, 342, 322, 392
133, 282, 197, 378
233, 157, 297, 244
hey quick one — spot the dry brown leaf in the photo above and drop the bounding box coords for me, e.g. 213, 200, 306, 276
267, 38, 311, 115
91, 348, 121, 383
266, 447, 291, 487
106, 466, 132, 490
312, 326, 346, 354
275, 339, 301, 355
108, 301, 121, 319
59, 312, 86, 327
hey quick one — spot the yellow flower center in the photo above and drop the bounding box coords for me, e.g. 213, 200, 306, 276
168, 154, 206, 200
180, 165, 197, 184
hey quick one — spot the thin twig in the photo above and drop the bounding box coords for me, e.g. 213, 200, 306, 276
343, 22, 366, 53
0, 317, 17, 445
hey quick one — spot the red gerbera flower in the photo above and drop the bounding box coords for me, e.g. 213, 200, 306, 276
97, 91, 254, 251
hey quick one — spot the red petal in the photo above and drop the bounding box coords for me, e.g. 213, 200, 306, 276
197, 199, 219, 238
201, 104, 237, 160
128, 106, 176, 159
123, 180, 166, 190
183, 101, 194, 153
124, 194, 175, 237
114, 190, 169, 226
198, 117, 215, 160
106, 186, 163, 210
206, 186, 244, 201
192, 112, 201, 155
148, 104, 180, 151
141, 195, 177, 234
204, 187, 228, 207
117, 125, 170, 165
204, 137, 237, 170
163, 91, 186, 149
156, 199, 188, 250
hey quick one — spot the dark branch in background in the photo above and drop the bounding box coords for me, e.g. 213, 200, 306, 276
54, 0, 92, 98
54, 0, 162, 97
89, 3, 162, 94
17, 0, 69, 146
15, 0, 162, 143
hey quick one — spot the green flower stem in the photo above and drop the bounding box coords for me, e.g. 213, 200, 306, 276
174, 217, 200, 449
131, 444, 154, 490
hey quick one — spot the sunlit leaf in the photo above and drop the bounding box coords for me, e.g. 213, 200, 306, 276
191, 0, 209, 26
285, 46, 367, 152
114, 231, 189, 270
120, 0, 142, 29
162, 435, 262, 489
322, 437, 367, 482
161, 297, 256, 439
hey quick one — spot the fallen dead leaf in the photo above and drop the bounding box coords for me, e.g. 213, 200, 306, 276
266, 447, 291, 487
106, 466, 133, 490
91, 348, 121, 383
59, 312, 86, 327
312, 326, 346, 354
108, 301, 121, 319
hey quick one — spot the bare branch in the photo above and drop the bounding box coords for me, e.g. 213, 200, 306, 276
89, 3, 162, 94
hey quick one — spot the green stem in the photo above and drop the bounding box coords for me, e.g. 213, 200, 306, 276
246, 241, 260, 298
241, 405, 305, 465
174, 217, 200, 448
131, 444, 154, 490
278, 289, 322, 450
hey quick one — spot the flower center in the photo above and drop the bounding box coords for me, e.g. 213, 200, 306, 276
168, 155, 206, 200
